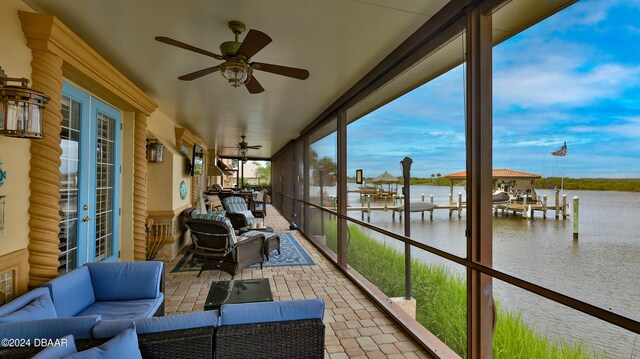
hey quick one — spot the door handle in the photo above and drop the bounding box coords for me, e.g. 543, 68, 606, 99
82, 215, 92, 222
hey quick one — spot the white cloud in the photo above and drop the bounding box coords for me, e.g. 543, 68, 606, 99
494, 57, 640, 109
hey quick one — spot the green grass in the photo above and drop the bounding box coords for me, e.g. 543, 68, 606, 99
323, 222, 602, 358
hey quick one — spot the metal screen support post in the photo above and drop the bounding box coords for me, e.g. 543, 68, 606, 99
401, 157, 413, 300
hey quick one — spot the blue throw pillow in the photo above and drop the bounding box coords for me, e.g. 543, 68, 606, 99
63, 323, 142, 359
239, 209, 255, 219
32, 334, 77, 358
0, 290, 57, 323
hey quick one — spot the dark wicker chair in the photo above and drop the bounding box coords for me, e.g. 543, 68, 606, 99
221, 196, 263, 228
186, 217, 265, 277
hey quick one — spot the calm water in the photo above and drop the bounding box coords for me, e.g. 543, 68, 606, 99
332, 184, 640, 358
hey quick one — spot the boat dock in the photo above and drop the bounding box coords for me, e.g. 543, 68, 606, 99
330, 192, 570, 223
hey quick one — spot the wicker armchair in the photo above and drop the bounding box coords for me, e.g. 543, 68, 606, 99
186, 217, 264, 277
221, 196, 262, 228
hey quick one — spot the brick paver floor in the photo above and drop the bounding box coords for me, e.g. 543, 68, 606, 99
163, 206, 432, 359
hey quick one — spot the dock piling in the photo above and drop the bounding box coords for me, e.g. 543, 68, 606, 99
543, 195, 547, 219
562, 194, 568, 219
430, 195, 434, 220
421, 193, 424, 202
367, 195, 371, 223
555, 189, 560, 219
458, 192, 462, 219
573, 196, 579, 240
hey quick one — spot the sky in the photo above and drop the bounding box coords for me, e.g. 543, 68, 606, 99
314, 0, 640, 179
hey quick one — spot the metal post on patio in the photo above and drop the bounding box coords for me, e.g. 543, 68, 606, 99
319, 169, 324, 236
400, 157, 412, 300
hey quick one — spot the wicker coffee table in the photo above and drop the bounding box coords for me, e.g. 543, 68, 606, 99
204, 278, 273, 311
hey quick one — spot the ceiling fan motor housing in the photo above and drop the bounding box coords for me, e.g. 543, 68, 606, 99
220, 41, 241, 59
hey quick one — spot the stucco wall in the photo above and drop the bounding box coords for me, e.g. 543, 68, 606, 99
0, 0, 36, 256
0, 0, 194, 265
147, 109, 191, 212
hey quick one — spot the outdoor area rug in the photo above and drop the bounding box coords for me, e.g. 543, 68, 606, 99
171, 232, 315, 273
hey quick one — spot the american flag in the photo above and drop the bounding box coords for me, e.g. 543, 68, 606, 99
551, 142, 567, 156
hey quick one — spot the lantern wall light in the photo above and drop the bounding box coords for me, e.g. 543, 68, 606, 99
0, 67, 49, 139
146, 139, 164, 163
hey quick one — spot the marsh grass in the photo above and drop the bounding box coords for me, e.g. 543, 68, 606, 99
323, 221, 602, 358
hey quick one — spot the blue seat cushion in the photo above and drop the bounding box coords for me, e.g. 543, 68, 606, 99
85, 261, 162, 301
192, 213, 227, 221
32, 334, 77, 358
0, 287, 57, 323
219, 299, 325, 326
222, 197, 248, 213
92, 310, 218, 338
64, 323, 142, 359
43, 267, 96, 318
0, 315, 100, 341
76, 294, 163, 320
207, 210, 226, 217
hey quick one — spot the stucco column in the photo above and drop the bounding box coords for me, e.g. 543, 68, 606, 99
133, 112, 148, 261
191, 176, 199, 207
27, 51, 63, 287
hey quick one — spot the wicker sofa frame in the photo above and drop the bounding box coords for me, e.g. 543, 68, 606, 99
0, 319, 324, 358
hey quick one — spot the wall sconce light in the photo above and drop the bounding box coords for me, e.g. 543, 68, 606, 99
146, 139, 164, 163
0, 67, 49, 139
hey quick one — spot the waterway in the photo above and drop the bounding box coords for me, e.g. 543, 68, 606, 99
335, 184, 640, 358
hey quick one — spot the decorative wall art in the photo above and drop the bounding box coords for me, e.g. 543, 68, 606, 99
179, 180, 187, 200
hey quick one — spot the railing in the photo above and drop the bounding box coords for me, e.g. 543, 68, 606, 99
277, 192, 640, 338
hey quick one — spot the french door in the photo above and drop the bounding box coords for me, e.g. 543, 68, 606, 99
58, 82, 121, 273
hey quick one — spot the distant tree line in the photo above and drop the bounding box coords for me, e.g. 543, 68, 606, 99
534, 177, 640, 192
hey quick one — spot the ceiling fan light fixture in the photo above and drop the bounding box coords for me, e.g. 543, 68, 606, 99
219, 60, 251, 88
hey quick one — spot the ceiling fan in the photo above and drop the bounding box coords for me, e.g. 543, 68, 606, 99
155, 21, 309, 94
224, 135, 263, 151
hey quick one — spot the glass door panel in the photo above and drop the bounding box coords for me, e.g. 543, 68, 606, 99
59, 95, 82, 274
93, 103, 120, 262
58, 83, 120, 270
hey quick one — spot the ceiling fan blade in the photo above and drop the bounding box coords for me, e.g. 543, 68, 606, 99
236, 30, 272, 59
155, 36, 224, 60
178, 66, 220, 81
247, 145, 262, 149
245, 76, 265, 94
251, 62, 309, 80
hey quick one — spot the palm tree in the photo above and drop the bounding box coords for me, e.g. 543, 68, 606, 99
253, 162, 271, 185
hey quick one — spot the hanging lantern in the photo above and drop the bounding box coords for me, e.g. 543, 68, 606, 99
146, 139, 164, 163
0, 67, 48, 139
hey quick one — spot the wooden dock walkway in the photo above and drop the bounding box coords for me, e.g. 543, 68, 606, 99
328, 199, 569, 223
333, 201, 467, 222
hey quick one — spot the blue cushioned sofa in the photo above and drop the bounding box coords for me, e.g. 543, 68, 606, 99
0, 261, 164, 324
0, 298, 325, 358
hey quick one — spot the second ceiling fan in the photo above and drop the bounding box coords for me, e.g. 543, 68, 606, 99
155, 21, 309, 94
